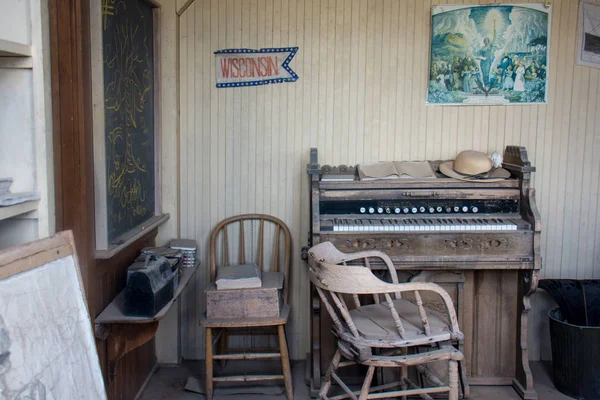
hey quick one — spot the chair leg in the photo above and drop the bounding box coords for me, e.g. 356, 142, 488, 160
358, 365, 375, 400
449, 360, 459, 400
319, 348, 341, 399
205, 327, 214, 400
400, 348, 408, 400
278, 324, 294, 400
218, 328, 228, 368
459, 359, 470, 399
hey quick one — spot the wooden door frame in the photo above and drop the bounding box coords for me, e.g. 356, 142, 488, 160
49, 0, 96, 304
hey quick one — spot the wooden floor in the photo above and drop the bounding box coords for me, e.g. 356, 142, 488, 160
139, 360, 571, 399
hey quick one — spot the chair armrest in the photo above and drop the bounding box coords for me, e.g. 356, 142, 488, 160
339, 250, 398, 284
309, 262, 461, 335
376, 281, 462, 335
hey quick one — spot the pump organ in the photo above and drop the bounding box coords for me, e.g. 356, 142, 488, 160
305, 146, 541, 399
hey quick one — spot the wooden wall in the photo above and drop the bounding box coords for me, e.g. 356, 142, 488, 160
177, 0, 600, 361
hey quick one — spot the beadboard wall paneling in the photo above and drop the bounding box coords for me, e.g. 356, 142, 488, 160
178, 0, 600, 361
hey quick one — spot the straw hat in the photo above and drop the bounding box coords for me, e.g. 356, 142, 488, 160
439, 150, 511, 182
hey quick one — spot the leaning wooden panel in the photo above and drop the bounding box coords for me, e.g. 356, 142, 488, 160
0, 231, 107, 399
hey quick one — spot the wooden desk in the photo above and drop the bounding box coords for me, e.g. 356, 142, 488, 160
95, 262, 199, 380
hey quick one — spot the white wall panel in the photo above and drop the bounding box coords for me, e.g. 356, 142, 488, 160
178, 0, 600, 361
0, 0, 31, 45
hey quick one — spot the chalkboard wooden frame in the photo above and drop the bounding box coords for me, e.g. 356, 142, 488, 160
91, 0, 166, 257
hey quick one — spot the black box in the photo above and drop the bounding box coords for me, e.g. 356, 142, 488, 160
124, 255, 175, 317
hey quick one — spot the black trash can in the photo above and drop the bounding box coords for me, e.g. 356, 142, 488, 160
541, 279, 600, 400
549, 308, 600, 399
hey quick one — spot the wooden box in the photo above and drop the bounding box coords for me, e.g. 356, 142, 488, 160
205, 271, 283, 319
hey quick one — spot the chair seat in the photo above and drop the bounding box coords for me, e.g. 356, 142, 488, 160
201, 304, 290, 328
346, 299, 458, 346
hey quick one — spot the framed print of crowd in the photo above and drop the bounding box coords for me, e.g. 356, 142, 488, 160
427, 4, 550, 105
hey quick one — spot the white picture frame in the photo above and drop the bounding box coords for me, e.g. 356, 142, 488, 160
577, 0, 600, 69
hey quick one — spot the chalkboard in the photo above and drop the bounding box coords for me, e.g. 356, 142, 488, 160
102, 0, 155, 242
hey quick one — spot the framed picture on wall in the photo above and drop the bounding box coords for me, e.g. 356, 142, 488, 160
426, 3, 551, 105
90, 0, 168, 257
577, 1, 600, 69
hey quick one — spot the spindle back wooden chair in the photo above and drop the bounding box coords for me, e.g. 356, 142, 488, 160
308, 241, 469, 400
201, 214, 293, 400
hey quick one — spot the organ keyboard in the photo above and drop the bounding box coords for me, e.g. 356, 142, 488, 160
305, 146, 542, 400
325, 217, 521, 232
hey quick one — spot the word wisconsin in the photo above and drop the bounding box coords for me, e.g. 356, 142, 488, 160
215, 47, 298, 88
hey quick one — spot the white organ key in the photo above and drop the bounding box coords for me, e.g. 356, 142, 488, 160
396, 219, 405, 232
496, 218, 507, 230
381, 219, 388, 231
424, 220, 433, 231
497, 219, 505, 231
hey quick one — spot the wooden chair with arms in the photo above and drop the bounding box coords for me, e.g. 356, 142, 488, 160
308, 241, 469, 400
200, 214, 293, 400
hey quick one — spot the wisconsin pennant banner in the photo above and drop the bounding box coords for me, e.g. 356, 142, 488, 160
215, 47, 299, 88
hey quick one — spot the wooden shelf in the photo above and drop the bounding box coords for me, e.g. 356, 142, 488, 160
94, 259, 200, 381
0, 38, 31, 57
0, 200, 39, 221
95, 261, 199, 325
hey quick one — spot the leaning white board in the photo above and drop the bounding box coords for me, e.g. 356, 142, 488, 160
0, 231, 107, 400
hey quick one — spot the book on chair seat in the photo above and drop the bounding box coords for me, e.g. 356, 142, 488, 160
215, 263, 262, 290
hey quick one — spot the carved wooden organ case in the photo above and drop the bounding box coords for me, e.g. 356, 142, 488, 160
305, 146, 542, 399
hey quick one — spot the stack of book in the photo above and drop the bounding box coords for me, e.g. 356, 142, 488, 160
358, 161, 436, 180
320, 165, 357, 181
215, 263, 262, 290
170, 239, 197, 268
